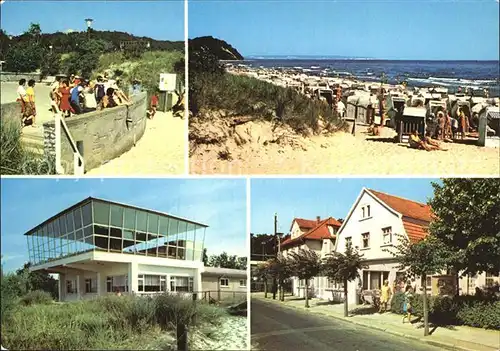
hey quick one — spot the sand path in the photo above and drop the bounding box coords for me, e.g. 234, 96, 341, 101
190, 122, 500, 176
87, 112, 185, 175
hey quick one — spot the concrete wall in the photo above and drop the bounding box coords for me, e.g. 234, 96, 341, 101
43, 92, 148, 174
0, 101, 22, 125
0, 71, 41, 82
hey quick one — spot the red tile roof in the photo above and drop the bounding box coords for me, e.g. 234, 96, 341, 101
368, 189, 433, 222
368, 189, 432, 243
282, 217, 341, 248
290, 218, 318, 231
402, 220, 429, 244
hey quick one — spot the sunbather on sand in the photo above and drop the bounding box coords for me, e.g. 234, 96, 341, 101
409, 130, 446, 151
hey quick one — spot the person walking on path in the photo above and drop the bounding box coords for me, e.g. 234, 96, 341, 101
379, 280, 392, 313
402, 285, 414, 324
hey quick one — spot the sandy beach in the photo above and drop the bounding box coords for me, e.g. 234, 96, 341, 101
189, 118, 500, 176
87, 112, 185, 175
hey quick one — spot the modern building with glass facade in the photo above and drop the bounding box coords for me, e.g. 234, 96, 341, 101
25, 197, 208, 301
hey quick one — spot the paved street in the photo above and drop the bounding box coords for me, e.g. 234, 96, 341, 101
251, 299, 443, 351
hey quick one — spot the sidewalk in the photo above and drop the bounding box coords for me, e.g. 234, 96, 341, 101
252, 293, 500, 351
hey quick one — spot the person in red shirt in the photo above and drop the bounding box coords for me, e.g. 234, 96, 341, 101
147, 90, 159, 119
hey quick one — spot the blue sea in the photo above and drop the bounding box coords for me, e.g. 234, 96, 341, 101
237, 58, 500, 95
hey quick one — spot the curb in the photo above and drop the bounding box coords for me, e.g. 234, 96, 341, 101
254, 296, 496, 351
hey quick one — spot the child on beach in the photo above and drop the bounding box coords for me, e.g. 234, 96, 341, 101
147, 91, 159, 119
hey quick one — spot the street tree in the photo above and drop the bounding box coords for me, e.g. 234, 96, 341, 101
384, 234, 448, 336
266, 254, 292, 301
253, 262, 271, 298
322, 243, 367, 317
288, 249, 322, 308
429, 178, 500, 284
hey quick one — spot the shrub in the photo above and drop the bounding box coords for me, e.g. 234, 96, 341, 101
391, 292, 500, 329
20, 290, 53, 306
457, 301, 500, 329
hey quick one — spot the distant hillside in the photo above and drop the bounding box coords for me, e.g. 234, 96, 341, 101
0, 29, 184, 58
189, 36, 243, 61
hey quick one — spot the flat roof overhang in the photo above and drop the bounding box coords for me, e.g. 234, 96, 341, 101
24, 197, 209, 236
30, 250, 204, 272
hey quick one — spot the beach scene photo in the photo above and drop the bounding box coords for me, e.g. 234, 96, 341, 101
188, 1, 499, 176
0, 1, 186, 176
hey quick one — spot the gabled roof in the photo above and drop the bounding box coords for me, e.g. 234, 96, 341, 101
335, 188, 433, 247
367, 189, 432, 243
282, 217, 341, 249
289, 218, 318, 232
367, 189, 433, 223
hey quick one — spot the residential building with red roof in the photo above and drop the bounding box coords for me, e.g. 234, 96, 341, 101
281, 216, 342, 299
331, 187, 435, 303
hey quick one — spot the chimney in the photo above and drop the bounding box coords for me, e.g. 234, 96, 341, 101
316, 216, 321, 223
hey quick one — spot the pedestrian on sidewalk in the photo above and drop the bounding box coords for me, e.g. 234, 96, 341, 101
402, 285, 414, 324
379, 280, 392, 313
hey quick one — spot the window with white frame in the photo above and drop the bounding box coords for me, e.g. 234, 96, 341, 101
239, 279, 247, 287
426, 276, 432, 289
107, 275, 128, 293
361, 232, 370, 248
220, 278, 229, 287
345, 236, 352, 247
85, 278, 97, 293
137, 274, 167, 292
66, 279, 77, 294
170, 276, 194, 292
382, 227, 392, 245
361, 205, 371, 219
468, 274, 477, 292
485, 272, 499, 287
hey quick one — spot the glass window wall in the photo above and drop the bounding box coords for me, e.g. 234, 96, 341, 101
26, 200, 207, 265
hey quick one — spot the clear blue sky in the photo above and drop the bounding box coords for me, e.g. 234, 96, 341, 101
189, 0, 500, 60
251, 178, 440, 234
0, 0, 184, 40
0, 178, 246, 273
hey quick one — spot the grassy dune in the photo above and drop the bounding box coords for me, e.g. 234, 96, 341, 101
1, 291, 229, 350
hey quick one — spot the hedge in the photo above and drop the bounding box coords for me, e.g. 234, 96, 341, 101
390, 292, 500, 330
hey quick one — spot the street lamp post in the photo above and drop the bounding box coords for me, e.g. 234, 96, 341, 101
49, 45, 53, 55
85, 18, 94, 38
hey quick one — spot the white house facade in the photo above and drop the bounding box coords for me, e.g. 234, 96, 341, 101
26, 197, 210, 301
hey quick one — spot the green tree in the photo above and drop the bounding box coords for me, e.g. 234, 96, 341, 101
288, 249, 322, 308
25, 23, 41, 38
207, 252, 243, 269
322, 243, 367, 317
266, 254, 291, 301
429, 178, 500, 283
15, 262, 58, 299
384, 235, 448, 336
253, 262, 271, 298
5, 41, 44, 72
236, 257, 248, 271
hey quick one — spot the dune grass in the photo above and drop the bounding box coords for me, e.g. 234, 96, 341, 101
0, 118, 55, 175
1, 292, 229, 350
190, 72, 343, 134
